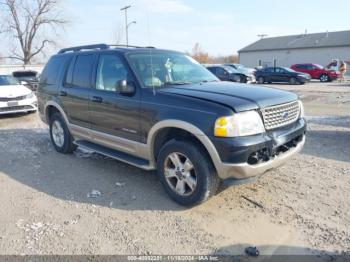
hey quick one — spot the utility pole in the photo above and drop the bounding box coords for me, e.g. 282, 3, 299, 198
120, 5, 131, 46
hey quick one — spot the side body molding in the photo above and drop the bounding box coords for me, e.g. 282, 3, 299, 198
43, 102, 222, 173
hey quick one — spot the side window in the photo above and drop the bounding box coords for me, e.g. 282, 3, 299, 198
207, 67, 216, 74
96, 54, 128, 92
216, 67, 226, 76
64, 57, 75, 86
40, 57, 66, 85
66, 54, 94, 88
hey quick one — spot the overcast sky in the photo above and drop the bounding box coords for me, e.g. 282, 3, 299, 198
4, 0, 350, 57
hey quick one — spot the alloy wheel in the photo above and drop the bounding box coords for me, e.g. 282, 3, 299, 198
163, 152, 197, 196
51, 120, 65, 147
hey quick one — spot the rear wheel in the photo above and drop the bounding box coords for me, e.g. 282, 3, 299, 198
49, 113, 76, 154
157, 139, 220, 206
257, 76, 265, 84
319, 74, 329, 82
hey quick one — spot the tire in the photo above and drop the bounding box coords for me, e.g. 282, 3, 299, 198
49, 112, 76, 154
289, 77, 298, 85
319, 74, 329, 82
157, 139, 220, 206
257, 76, 265, 84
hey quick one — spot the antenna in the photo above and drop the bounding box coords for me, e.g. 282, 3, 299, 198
257, 34, 267, 39
146, 8, 156, 96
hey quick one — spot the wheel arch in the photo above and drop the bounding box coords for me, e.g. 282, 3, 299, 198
44, 101, 70, 129
146, 120, 222, 174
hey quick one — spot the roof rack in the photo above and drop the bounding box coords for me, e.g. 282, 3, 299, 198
58, 44, 155, 54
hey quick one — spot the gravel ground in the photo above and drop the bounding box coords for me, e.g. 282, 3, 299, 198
0, 81, 349, 257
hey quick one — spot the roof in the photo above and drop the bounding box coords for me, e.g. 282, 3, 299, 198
239, 30, 350, 53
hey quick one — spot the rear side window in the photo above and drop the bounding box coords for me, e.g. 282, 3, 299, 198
40, 57, 66, 85
296, 64, 308, 69
207, 67, 216, 74
65, 54, 94, 88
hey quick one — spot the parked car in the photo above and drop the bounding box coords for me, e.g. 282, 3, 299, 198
225, 63, 256, 83
255, 67, 311, 85
205, 65, 252, 83
12, 70, 39, 91
38, 44, 306, 206
0, 75, 38, 115
291, 63, 339, 82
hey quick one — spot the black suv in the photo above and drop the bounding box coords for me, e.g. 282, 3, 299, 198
38, 44, 306, 206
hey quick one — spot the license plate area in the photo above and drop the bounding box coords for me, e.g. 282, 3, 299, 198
7, 101, 18, 107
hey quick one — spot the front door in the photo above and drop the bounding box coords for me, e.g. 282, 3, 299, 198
89, 53, 141, 146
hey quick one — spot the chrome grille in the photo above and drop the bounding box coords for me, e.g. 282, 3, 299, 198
0, 105, 32, 112
261, 101, 300, 130
0, 95, 26, 102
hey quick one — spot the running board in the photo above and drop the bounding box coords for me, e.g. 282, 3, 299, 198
74, 140, 154, 170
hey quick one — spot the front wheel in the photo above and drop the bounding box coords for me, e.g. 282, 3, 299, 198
49, 113, 77, 154
319, 74, 329, 82
157, 140, 220, 206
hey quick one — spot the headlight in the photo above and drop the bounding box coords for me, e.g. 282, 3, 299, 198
214, 111, 265, 137
299, 100, 305, 118
26, 92, 35, 99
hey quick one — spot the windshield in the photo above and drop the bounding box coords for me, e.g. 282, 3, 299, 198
233, 64, 245, 70
0, 75, 19, 86
223, 66, 239, 74
127, 52, 218, 87
283, 67, 296, 73
314, 64, 324, 69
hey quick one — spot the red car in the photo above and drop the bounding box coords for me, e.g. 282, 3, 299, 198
291, 63, 339, 82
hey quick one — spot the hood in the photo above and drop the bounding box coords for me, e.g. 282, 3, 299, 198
0, 85, 32, 98
159, 81, 298, 112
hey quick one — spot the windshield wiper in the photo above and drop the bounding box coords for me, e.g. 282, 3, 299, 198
199, 79, 219, 83
163, 81, 192, 86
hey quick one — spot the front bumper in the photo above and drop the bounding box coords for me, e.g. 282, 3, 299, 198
212, 118, 306, 179
0, 97, 37, 115
219, 136, 305, 179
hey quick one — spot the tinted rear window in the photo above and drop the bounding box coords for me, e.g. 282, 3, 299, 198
70, 54, 94, 88
40, 57, 66, 85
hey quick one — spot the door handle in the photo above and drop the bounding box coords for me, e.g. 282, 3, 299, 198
91, 96, 103, 103
59, 91, 67, 96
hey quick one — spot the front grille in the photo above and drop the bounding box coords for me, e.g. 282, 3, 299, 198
261, 101, 300, 130
0, 95, 26, 102
0, 105, 32, 112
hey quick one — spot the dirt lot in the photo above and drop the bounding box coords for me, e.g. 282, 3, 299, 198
0, 81, 349, 257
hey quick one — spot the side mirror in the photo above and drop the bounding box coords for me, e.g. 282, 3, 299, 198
116, 80, 135, 96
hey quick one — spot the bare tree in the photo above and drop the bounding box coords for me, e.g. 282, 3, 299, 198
0, 0, 67, 64
189, 43, 238, 64
190, 43, 209, 64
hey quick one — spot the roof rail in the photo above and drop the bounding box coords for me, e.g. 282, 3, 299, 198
58, 44, 109, 54
109, 44, 156, 49
58, 44, 156, 54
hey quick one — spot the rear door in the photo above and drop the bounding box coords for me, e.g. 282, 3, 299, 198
59, 54, 95, 128
274, 67, 289, 82
89, 52, 141, 142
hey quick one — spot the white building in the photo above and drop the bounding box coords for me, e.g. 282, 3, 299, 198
238, 30, 350, 69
